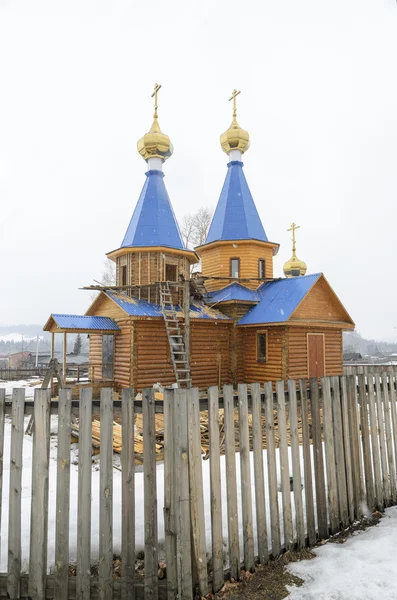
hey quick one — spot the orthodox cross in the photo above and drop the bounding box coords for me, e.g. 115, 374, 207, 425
229, 89, 241, 118
288, 222, 300, 253
151, 83, 162, 118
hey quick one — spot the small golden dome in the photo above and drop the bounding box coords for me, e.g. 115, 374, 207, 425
283, 222, 307, 278
137, 116, 173, 162
220, 89, 250, 155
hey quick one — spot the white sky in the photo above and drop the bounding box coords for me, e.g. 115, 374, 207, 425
0, 0, 396, 340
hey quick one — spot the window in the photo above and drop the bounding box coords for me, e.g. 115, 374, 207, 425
257, 332, 267, 363
258, 259, 266, 279
230, 258, 240, 279
121, 265, 127, 286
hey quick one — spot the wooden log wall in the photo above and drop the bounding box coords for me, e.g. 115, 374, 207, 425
114, 320, 133, 388
287, 327, 343, 379
240, 326, 285, 382
88, 334, 102, 382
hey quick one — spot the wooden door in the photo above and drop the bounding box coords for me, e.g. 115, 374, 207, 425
165, 264, 177, 281
102, 334, 114, 379
307, 334, 325, 378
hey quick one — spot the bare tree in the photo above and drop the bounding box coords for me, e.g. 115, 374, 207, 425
180, 206, 213, 249
102, 258, 116, 286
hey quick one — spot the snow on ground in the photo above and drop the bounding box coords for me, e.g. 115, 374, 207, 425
286, 506, 397, 600
0, 379, 38, 397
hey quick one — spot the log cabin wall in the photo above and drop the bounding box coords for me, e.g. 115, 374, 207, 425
88, 333, 102, 382
133, 319, 175, 389
216, 302, 255, 321
198, 241, 275, 291
113, 319, 133, 388
240, 326, 286, 382
286, 326, 343, 379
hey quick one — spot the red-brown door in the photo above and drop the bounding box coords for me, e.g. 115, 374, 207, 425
307, 334, 325, 378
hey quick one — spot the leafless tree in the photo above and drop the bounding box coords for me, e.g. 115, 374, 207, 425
101, 258, 116, 286
180, 206, 213, 249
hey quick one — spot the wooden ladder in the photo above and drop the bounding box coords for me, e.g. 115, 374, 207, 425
159, 282, 191, 388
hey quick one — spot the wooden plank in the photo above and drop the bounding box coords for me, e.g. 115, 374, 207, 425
358, 374, 375, 511
223, 385, 240, 579
366, 374, 383, 510
163, 389, 177, 600
121, 388, 135, 600
340, 376, 355, 523
76, 387, 93, 600
0, 390, 5, 570
143, 388, 158, 600
288, 380, 304, 549
321, 377, 339, 534
174, 389, 193, 600
331, 377, 349, 528
264, 381, 280, 557
276, 381, 293, 551
238, 384, 255, 571
54, 388, 72, 600
389, 370, 397, 490
208, 386, 223, 592
347, 375, 364, 517
299, 380, 316, 546
251, 383, 268, 564
309, 378, 327, 539
382, 372, 397, 503
187, 388, 208, 596
7, 388, 25, 600
374, 373, 390, 506
99, 388, 114, 600
29, 388, 51, 600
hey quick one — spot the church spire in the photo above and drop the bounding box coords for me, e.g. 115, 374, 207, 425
137, 83, 174, 170
283, 222, 307, 278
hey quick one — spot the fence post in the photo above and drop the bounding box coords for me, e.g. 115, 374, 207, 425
310, 378, 327, 539
0, 389, 5, 570
223, 385, 240, 579
288, 380, 305, 549
358, 374, 375, 510
238, 384, 255, 571
299, 380, 316, 546
121, 388, 135, 600
208, 386, 223, 592
331, 377, 349, 528
164, 389, 178, 600
276, 381, 293, 551
99, 388, 114, 600
251, 382, 268, 563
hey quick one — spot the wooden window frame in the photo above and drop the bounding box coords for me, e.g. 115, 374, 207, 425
306, 333, 326, 378
230, 257, 240, 279
258, 259, 266, 279
121, 265, 127, 286
256, 330, 268, 363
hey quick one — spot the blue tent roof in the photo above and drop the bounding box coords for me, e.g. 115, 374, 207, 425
205, 161, 268, 244
106, 292, 230, 320
121, 169, 185, 250
238, 273, 322, 325
207, 283, 259, 304
46, 314, 120, 331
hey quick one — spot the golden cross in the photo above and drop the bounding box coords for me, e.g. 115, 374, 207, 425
151, 83, 162, 118
287, 222, 300, 253
229, 89, 241, 118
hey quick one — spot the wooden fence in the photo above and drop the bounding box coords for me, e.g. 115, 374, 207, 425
0, 372, 397, 598
344, 363, 396, 375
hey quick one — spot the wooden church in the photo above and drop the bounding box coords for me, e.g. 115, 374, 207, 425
44, 86, 354, 390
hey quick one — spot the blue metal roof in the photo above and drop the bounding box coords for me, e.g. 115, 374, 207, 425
207, 283, 259, 304
237, 273, 322, 325
121, 169, 185, 250
49, 314, 120, 331
205, 161, 268, 244
106, 292, 230, 320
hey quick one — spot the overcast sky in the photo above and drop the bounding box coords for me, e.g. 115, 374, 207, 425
0, 0, 396, 340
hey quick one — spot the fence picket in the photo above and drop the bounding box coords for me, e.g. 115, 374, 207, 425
7, 388, 25, 600
143, 388, 158, 600
309, 378, 327, 539
208, 386, 223, 592
358, 374, 375, 510
366, 375, 383, 510
238, 384, 255, 571
299, 380, 316, 546
0, 390, 5, 570
163, 389, 177, 600
121, 388, 135, 600
54, 388, 72, 600
251, 383, 268, 564
347, 375, 364, 517
187, 388, 208, 596
374, 373, 390, 506
331, 377, 349, 528
223, 385, 240, 580
322, 377, 339, 534
29, 388, 51, 600
382, 373, 397, 503
99, 388, 114, 600
264, 381, 281, 557
389, 371, 397, 482
288, 381, 304, 549
76, 387, 93, 600
276, 381, 293, 551
340, 377, 355, 522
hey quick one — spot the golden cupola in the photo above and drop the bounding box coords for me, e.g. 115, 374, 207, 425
137, 83, 174, 162
220, 89, 250, 155
283, 222, 307, 278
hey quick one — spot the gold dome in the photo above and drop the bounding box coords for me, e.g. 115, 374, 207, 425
283, 222, 307, 278
220, 89, 250, 155
137, 83, 173, 162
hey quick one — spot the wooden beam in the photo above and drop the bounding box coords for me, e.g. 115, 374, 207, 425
183, 280, 191, 386
63, 333, 67, 380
